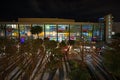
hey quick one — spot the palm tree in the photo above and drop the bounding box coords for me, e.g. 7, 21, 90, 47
30, 26, 43, 39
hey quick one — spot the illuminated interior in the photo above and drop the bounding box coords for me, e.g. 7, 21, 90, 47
70, 25, 81, 41
82, 24, 93, 41
6, 24, 19, 39
58, 25, 69, 42
19, 24, 31, 39
45, 24, 57, 41
0, 23, 105, 42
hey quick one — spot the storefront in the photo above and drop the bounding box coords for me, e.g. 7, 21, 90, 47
0, 18, 106, 42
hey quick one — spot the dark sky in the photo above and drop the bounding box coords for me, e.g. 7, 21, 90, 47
0, 0, 120, 22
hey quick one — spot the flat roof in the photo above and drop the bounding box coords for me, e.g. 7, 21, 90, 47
0, 22, 99, 25
0, 18, 99, 25
18, 18, 75, 22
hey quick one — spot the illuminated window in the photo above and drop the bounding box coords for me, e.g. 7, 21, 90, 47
45, 24, 57, 41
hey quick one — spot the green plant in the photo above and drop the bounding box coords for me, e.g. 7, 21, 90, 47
103, 40, 120, 79
30, 26, 43, 39
68, 60, 90, 80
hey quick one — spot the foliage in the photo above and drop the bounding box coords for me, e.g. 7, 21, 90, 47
32, 39, 43, 53
45, 48, 64, 73
68, 60, 90, 80
103, 40, 120, 78
3, 39, 17, 56
68, 40, 75, 45
44, 40, 57, 50
30, 26, 43, 38
59, 40, 67, 47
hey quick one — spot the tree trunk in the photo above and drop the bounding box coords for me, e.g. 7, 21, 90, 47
37, 33, 39, 39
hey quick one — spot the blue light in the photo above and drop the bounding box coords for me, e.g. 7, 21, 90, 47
20, 37, 25, 44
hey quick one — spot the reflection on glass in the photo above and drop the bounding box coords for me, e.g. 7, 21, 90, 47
82, 24, 92, 41
70, 25, 81, 40
58, 25, 69, 42
93, 25, 100, 41
6, 24, 18, 39
45, 24, 57, 41
19, 24, 31, 39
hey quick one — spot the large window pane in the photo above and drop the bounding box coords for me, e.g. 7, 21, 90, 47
58, 25, 69, 42
93, 25, 100, 41
100, 23, 105, 41
6, 24, 18, 39
70, 25, 81, 40
82, 24, 93, 41
45, 24, 57, 41
19, 24, 31, 40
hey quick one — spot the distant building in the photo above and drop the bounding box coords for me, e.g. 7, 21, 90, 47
0, 16, 113, 42
112, 22, 120, 33
104, 14, 113, 42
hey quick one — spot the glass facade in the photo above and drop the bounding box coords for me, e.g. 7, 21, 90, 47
82, 24, 93, 41
45, 24, 57, 41
6, 24, 19, 39
70, 25, 81, 41
19, 24, 31, 40
58, 25, 69, 42
100, 23, 105, 41
93, 25, 100, 41
0, 23, 105, 42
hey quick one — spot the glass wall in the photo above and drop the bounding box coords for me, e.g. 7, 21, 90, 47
6, 24, 18, 39
0, 23, 105, 41
82, 24, 93, 41
93, 25, 101, 41
58, 25, 69, 42
19, 24, 31, 40
100, 23, 105, 41
45, 24, 57, 41
70, 25, 81, 41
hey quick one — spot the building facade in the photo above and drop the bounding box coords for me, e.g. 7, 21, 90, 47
112, 22, 120, 34
0, 18, 110, 42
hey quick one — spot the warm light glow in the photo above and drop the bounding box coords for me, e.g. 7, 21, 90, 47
27, 32, 31, 36
39, 32, 44, 36
12, 32, 18, 36
33, 34, 37, 39
65, 32, 69, 36
52, 31, 56, 36
12, 24, 17, 28
1, 33, 4, 36
80, 46, 83, 48
92, 46, 96, 49
12, 33, 14, 36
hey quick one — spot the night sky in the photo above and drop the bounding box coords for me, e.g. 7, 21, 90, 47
0, 0, 120, 22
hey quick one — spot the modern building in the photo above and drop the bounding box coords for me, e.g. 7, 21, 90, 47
112, 22, 120, 34
0, 15, 113, 42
